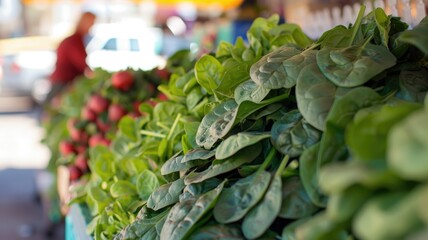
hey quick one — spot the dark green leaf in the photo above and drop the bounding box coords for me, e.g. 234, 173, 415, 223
242, 157, 288, 239
271, 110, 321, 157
234, 80, 270, 104
279, 176, 319, 219
189, 223, 244, 240
147, 178, 185, 211
296, 212, 349, 240
216, 132, 271, 160
182, 149, 216, 163
296, 63, 337, 131
398, 69, 428, 103
326, 185, 372, 223
398, 16, 428, 54
319, 161, 402, 194
388, 109, 428, 181
161, 153, 207, 175
160, 181, 226, 240
213, 170, 271, 223
317, 44, 396, 87
353, 191, 422, 240
346, 102, 422, 162
250, 47, 301, 89
299, 143, 327, 207
195, 54, 223, 94
318, 87, 383, 165
185, 143, 262, 184
137, 170, 160, 200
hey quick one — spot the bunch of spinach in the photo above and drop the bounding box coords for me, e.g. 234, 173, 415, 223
112, 8, 428, 240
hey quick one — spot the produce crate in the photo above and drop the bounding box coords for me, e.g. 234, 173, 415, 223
66, 204, 92, 240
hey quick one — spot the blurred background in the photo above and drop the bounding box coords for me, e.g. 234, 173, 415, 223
0, 0, 426, 239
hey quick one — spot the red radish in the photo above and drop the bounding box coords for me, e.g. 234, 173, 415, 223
74, 145, 87, 154
70, 128, 88, 142
108, 104, 127, 122
59, 141, 75, 156
68, 165, 82, 181
111, 71, 134, 91
158, 93, 168, 101
82, 107, 96, 122
88, 94, 109, 113
89, 134, 111, 147
96, 117, 110, 132
132, 101, 142, 114
155, 68, 170, 80
75, 153, 89, 172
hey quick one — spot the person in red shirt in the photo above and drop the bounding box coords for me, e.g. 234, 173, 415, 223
45, 12, 96, 106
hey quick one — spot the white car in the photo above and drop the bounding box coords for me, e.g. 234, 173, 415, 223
85, 24, 166, 72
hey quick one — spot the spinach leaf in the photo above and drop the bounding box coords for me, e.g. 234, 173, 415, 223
214, 147, 275, 223
182, 149, 216, 163
326, 185, 372, 223
196, 100, 237, 149
184, 143, 262, 184
196, 94, 288, 149
353, 191, 422, 240
250, 46, 301, 89
281, 218, 310, 240
216, 58, 254, 99
87, 187, 113, 215
296, 63, 337, 131
147, 178, 185, 211
180, 178, 222, 201
189, 223, 244, 240
195, 54, 223, 94
161, 153, 207, 175
318, 87, 383, 165
317, 44, 396, 87
299, 143, 327, 207
373, 8, 391, 48
215, 132, 271, 160
186, 87, 205, 111
160, 181, 226, 240
278, 176, 319, 219
388, 109, 428, 181
234, 80, 270, 104
115, 208, 169, 240
319, 161, 402, 194
213, 170, 271, 223
295, 212, 349, 240
271, 110, 321, 157
242, 156, 288, 239
318, 6, 365, 48
346, 102, 422, 162
398, 69, 428, 103
110, 180, 137, 198
398, 16, 428, 55
137, 170, 160, 201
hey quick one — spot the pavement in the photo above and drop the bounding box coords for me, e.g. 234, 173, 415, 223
0, 109, 64, 239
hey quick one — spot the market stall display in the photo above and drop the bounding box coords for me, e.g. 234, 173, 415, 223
43, 6, 428, 240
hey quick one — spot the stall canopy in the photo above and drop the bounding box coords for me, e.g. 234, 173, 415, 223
23, 0, 244, 10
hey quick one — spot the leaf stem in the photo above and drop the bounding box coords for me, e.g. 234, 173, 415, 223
167, 113, 182, 141
140, 130, 166, 138
258, 147, 277, 173
349, 5, 366, 46
275, 155, 290, 177
156, 122, 170, 132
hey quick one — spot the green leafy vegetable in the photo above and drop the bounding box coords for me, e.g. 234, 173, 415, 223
160, 181, 226, 240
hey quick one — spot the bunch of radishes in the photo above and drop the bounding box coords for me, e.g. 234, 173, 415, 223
58, 70, 158, 182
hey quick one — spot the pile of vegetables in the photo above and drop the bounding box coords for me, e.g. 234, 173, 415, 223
43, 6, 428, 240
115, 7, 428, 240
